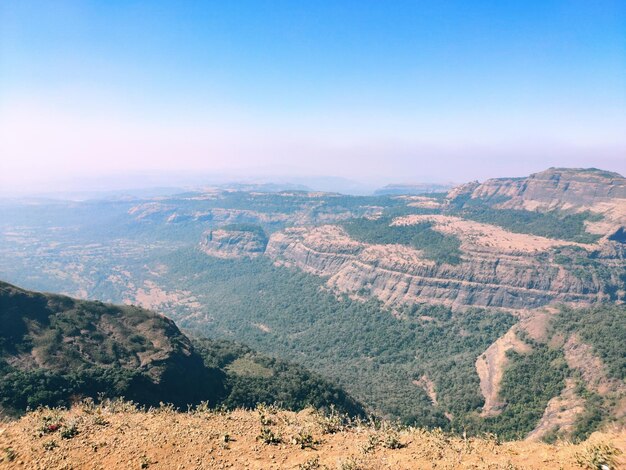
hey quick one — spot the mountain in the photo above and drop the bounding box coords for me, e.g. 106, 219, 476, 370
449, 167, 626, 235
199, 224, 269, 259
0, 167, 624, 440
267, 168, 626, 310
374, 182, 454, 195
0, 281, 364, 417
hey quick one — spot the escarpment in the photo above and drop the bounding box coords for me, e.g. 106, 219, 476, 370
266, 224, 624, 309
264, 169, 625, 310
449, 168, 626, 209
200, 227, 268, 259
448, 167, 626, 233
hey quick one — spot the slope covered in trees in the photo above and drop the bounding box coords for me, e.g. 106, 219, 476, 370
0, 281, 364, 417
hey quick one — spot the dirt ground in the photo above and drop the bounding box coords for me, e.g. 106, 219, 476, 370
1, 404, 624, 469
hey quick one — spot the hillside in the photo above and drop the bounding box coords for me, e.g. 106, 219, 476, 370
0, 281, 364, 417
152, 251, 626, 441
448, 167, 626, 236
0, 167, 624, 438
267, 168, 625, 310
0, 404, 624, 469
2, 168, 623, 312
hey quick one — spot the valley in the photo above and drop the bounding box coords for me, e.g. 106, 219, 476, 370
0, 167, 624, 443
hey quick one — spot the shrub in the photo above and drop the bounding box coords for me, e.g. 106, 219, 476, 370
575, 442, 622, 469
257, 426, 282, 445
298, 456, 326, 470
292, 429, 317, 449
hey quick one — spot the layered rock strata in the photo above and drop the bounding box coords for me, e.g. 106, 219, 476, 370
266, 225, 621, 309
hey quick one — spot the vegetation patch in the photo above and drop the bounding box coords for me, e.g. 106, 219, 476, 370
552, 305, 626, 381
341, 216, 462, 264
225, 356, 274, 378
449, 202, 602, 243
477, 343, 569, 440
163, 252, 516, 429
0, 281, 364, 418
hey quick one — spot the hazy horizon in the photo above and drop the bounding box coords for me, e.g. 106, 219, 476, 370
2, 1, 625, 195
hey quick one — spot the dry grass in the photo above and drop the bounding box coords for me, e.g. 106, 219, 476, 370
392, 214, 590, 253
0, 400, 624, 469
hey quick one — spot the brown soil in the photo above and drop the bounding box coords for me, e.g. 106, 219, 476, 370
1, 405, 624, 470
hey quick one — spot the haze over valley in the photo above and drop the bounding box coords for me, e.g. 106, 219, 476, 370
1, 1, 626, 468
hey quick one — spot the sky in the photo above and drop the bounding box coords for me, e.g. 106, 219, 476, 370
1, 1, 625, 194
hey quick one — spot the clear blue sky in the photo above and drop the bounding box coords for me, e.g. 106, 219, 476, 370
1, 1, 625, 192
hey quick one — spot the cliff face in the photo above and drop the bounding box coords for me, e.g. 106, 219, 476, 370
263, 168, 625, 310
448, 168, 626, 234
450, 168, 626, 208
266, 224, 624, 310
200, 228, 268, 259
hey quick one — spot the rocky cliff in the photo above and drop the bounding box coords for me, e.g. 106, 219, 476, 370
200, 227, 268, 258
264, 168, 625, 310
266, 223, 624, 310
448, 168, 626, 235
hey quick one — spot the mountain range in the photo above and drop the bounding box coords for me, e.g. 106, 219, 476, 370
0, 167, 624, 443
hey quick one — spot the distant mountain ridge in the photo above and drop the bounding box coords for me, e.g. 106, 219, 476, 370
0, 167, 624, 436
448, 168, 626, 232
374, 183, 454, 196
266, 168, 626, 310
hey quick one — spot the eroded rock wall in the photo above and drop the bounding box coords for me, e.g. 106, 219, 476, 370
266, 225, 620, 310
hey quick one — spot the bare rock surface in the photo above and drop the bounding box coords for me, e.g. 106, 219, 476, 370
475, 309, 556, 417
448, 167, 626, 234
266, 224, 619, 310
200, 228, 268, 259
526, 378, 586, 441
475, 326, 532, 416
563, 334, 626, 397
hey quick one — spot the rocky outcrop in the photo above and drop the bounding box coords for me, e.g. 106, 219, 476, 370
261, 168, 625, 311
476, 327, 532, 416
450, 168, 626, 209
563, 334, 626, 397
526, 378, 586, 441
474, 310, 553, 417
448, 168, 626, 234
200, 228, 268, 259
266, 224, 622, 310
